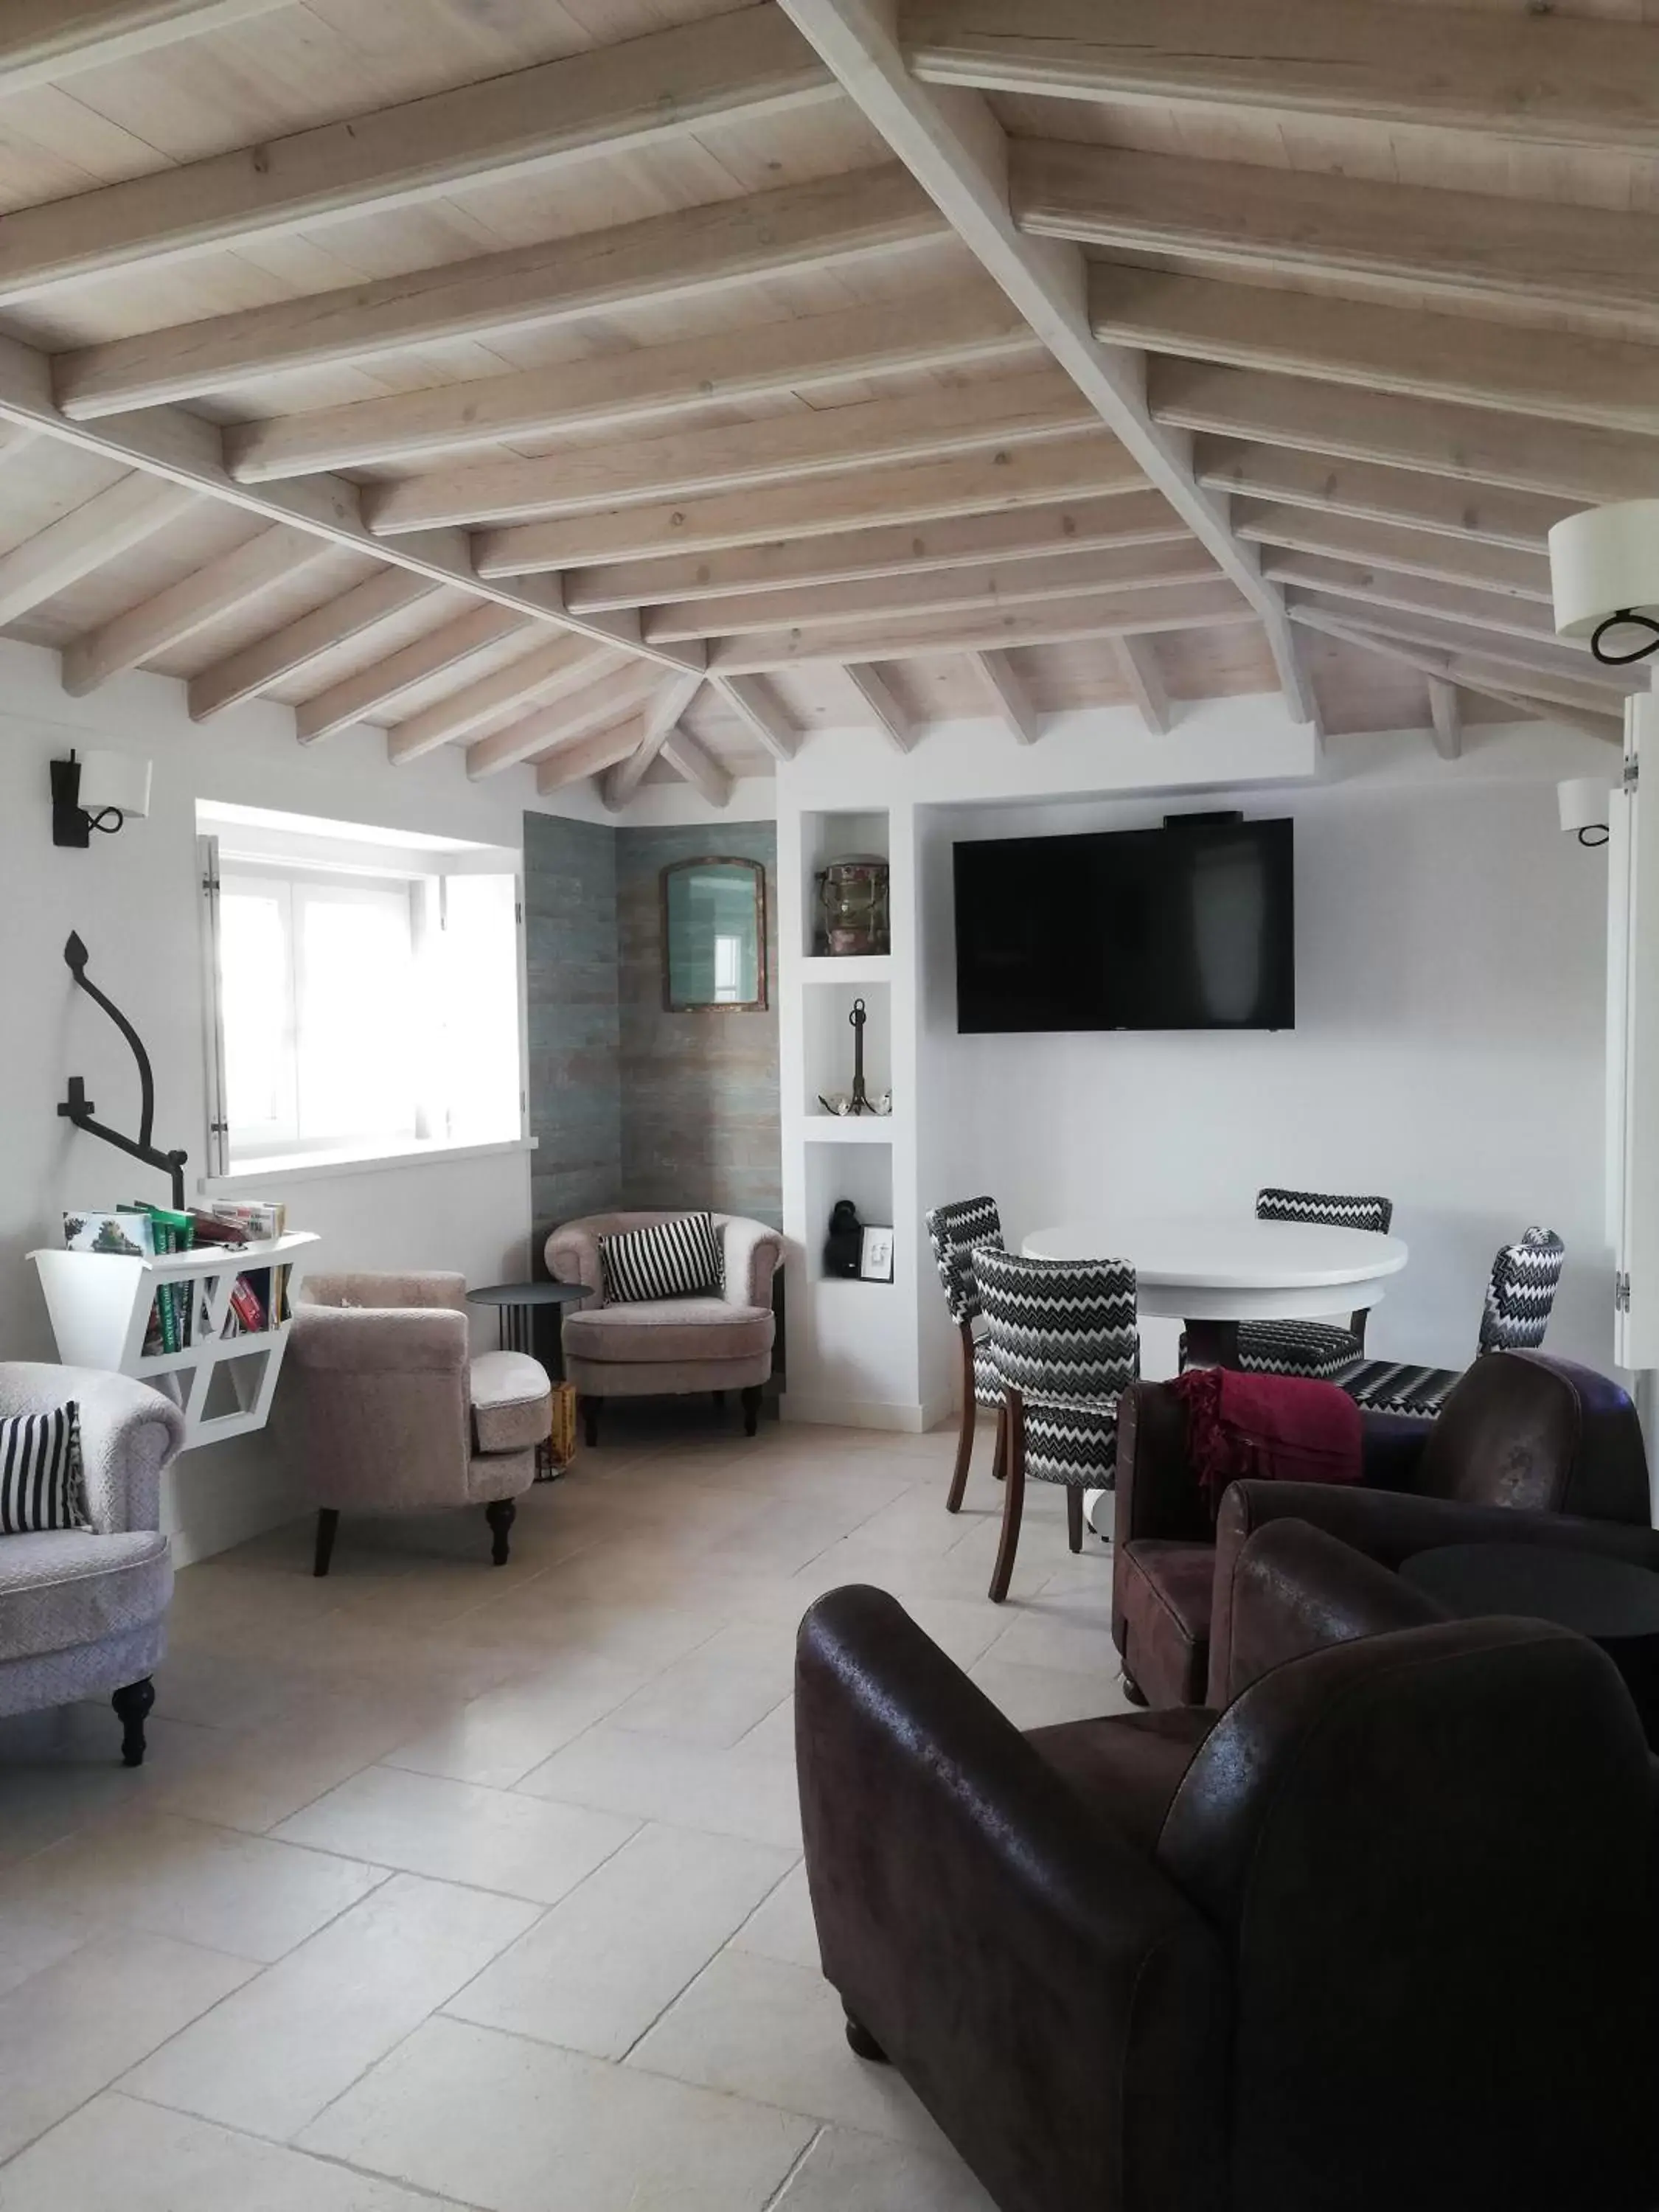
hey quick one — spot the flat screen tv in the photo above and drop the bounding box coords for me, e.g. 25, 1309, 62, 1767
953, 817, 1295, 1033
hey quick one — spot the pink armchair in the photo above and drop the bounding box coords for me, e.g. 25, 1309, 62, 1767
546, 1212, 783, 1446
285, 1272, 549, 1573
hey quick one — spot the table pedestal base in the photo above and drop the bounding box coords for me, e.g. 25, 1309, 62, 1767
1181, 1317, 1241, 1370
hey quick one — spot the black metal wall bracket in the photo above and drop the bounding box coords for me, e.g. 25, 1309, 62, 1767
58, 931, 188, 1211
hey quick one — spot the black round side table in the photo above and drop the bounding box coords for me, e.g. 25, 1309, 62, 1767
467, 1279, 587, 1379
1400, 1540, 1659, 1745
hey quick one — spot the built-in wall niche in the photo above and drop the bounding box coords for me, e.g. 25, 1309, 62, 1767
803, 1134, 894, 1285
801, 807, 890, 961
804, 980, 892, 1121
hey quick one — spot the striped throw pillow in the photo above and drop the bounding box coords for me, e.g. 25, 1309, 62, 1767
0, 1405, 88, 1534
599, 1213, 723, 1304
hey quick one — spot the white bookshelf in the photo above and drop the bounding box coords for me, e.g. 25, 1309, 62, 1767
29, 1231, 319, 1450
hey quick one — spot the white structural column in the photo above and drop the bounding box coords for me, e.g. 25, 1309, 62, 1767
771, 0, 1318, 731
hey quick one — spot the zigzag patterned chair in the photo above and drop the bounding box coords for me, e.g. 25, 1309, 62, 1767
974, 1246, 1138, 1604
1228, 1186, 1397, 1380
1335, 1228, 1566, 1420
923, 1195, 1006, 1515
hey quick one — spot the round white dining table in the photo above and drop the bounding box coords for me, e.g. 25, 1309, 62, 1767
1020, 1216, 1409, 1367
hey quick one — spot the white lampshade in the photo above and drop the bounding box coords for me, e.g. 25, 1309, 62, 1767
1558, 777, 1612, 836
76, 749, 150, 820
1549, 501, 1659, 640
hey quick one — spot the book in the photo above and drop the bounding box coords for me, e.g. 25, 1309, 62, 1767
209, 1200, 289, 1329
63, 1210, 153, 1259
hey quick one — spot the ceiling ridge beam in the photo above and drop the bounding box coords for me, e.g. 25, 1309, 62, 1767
366, 365, 1093, 535
901, 0, 1659, 152
294, 604, 530, 745
1099, 268, 1659, 438
771, 0, 1316, 726
1, 11, 833, 305
1152, 361, 1659, 508
0, 1, 278, 94
225, 287, 1034, 482
61, 521, 333, 696
0, 472, 194, 626
711, 675, 800, 764
566, 490, 1186, 612
657, 723, 734, 808
603, 673, 707, 810
54, 164, 943, 421
188, 568, 442, 721
0, 324, 702, 676
474, 432, 1139, 577
1012, 139, 1659, 337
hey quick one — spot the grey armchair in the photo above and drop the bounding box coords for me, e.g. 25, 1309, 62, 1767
546, 1211, 783, 1446
285, 1272, 549, 1575
0, 1361, 184, 1766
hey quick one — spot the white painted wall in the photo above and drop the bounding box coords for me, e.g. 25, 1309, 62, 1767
921, 723, 1621, 1383
0, 639, 567, 1560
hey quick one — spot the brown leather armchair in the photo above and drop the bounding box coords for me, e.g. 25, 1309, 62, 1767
796, 1539, 1659, 2212
1114, 1348, 1652, 1708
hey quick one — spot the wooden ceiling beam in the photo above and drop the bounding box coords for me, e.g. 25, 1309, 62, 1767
1113, 635, 1173, 734
1292, 607, 1624, 744
1236, 505, 1553, 603
1197, 442, 1576, 556
1265, 554, 1566, 650
471, 665, 663, 782
366, 366, 1092, 535
61, 522, 333, 696
774, 0, 1317, 727
642, 540, 1218, 643
188, 568, 441, 722
709, 577, 1256, 674
602, 674, 707, 810
658, 725, 734, 809
0, 473, 194, 626
225, 288, 1034, 482
294, 605, 529, 745
3, 13, 833, 305
0, 1, 277, 94
54, 164, 942, 421
1426, 677, 1463, 763
387, 636, 619, 765
566, 490, 1183, 612
1152, 362, 1659, 507
973, 650, 1041, 743
844, 664, 917, 754
1013, 140, 1659, 336
475, 433, 1140, 575
534, 718, 657, 798
901, 0, 1659, 150
711, 675, 800, 765
1286, 593, 1635, 695
1093, 268, 1659, 438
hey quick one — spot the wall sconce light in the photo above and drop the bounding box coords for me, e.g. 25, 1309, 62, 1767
1558, 776, 1612, 848
51, 748, 152, 848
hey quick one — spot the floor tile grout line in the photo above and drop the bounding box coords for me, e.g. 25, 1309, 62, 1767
759, 2121, 827, 2210
607, 1850, 806, 2069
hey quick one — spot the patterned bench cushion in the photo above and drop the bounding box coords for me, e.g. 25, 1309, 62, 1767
1335, 1358, 1460, 1420
1236, 1318, 1363, 1382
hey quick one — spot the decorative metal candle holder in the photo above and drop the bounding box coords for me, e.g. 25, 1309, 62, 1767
816, 996, 892, 1118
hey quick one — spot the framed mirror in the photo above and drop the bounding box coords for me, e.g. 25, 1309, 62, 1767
661, 857, 768, 1012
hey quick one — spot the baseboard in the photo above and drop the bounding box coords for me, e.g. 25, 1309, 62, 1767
783, 1393, 950, 1433
162, 1432, 307, 1568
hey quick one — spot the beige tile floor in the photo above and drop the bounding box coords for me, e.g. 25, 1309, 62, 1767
0, 1408, 1128, 2211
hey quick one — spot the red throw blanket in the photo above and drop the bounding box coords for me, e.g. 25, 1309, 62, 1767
1172, 1367, 1363, 1515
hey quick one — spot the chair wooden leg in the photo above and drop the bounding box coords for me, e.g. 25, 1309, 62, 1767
582, 1397, 601, 1448
741, 1385, 762, 1437
484, 1498, 515, 1566
112, 1677, 154, 1768
988, 1397, 1025, 1604
990, 1398, 1009, 1485
945, 1323, 976, 1512
1067, 1486, 1084, 1554
313, 1507, 339, 1578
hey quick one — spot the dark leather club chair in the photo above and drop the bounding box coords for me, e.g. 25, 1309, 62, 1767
796, 1534, 1659, 2212
1113, 1347, 1651, 1709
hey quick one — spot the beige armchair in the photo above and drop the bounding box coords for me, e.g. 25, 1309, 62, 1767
285, 1273, 549, 1574
0, 1362, 184, 1766
546, 1212, 783, 1446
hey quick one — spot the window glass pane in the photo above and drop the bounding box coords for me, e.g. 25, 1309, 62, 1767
220, 887, 293, 1138
295, 886, 420, 1144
